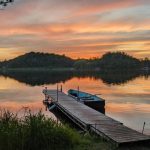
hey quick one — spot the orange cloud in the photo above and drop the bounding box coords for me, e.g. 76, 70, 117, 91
0, 0, 149, 59
73, 0, 143, 16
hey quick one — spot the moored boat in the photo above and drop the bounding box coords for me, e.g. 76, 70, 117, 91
68, 89, 105, 113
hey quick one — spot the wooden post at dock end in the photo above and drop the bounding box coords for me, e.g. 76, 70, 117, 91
60, 85, 62, 92
44, 87, 47, 100
142, 122, 146, 134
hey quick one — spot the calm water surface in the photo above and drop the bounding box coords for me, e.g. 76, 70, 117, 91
0, 71, 150, 135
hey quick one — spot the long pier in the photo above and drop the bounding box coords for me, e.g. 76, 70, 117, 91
43, 89, 150, 146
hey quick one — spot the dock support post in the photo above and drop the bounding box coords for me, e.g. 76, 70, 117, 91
86, 124, 91, 132
60, 85, 62, 92
142, 122, 146, 134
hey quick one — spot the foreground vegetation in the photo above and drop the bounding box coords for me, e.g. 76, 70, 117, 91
0, 110, 150, 150
0, 110, 111, 150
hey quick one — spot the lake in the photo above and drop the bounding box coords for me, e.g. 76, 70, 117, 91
0, 70, 150, 135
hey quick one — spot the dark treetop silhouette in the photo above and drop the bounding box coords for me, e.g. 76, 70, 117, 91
0, 51, 149, 71
0, 0, 14, 8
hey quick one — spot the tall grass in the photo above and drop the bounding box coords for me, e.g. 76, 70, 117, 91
0, 110, 117, 150
0, 110, 82, 150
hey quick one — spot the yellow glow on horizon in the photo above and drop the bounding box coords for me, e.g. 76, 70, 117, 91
0, 48, 25, 61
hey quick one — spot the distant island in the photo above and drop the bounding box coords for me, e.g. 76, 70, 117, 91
0, 52, 74, 69
0, 51, 149, 71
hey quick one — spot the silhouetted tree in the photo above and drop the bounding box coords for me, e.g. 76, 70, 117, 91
142, 57, 150, 69
98, 52, 141, 70
74, 52, 141, 71
0, 0, 14, 8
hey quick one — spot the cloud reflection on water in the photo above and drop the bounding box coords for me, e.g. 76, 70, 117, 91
0, 71, 149, 135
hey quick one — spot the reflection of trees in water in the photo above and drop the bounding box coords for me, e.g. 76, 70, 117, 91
0, 70, 149, 86
73, 70, 150, 85
0, 71, 73, 86
92, 71, 141, 85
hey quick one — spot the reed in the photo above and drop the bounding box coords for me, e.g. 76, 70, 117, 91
0, 110, 83, 150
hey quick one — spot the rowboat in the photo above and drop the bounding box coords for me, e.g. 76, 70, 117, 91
68, 89, 105, 113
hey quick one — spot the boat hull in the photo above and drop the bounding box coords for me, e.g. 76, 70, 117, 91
84, 100, 105, 114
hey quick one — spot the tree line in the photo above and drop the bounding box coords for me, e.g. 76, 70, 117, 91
0, 52, 74, 68
0, 51, 149, 70
74, 52, 150, 70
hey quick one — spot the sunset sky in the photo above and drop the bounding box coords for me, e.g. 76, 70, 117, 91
0, 0, 150, 60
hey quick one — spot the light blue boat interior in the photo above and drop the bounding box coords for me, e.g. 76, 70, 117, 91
68, 89, 103, 101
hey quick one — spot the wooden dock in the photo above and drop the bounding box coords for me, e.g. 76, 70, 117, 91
43, 89, 150, 146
